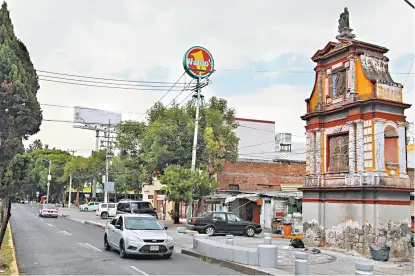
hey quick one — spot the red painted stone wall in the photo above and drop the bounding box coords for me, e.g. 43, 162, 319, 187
217, 160, 306, 191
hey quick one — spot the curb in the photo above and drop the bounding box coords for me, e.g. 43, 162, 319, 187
181, 249, 280, 275
83, 220, 106, 230
272, 234, 304, 240
7, 222, 19, 276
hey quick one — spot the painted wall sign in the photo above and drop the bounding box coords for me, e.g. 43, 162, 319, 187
183, 46, 214, 79
376, 83, 402, 102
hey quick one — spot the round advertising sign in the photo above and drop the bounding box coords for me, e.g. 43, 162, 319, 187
183, 46, 214, 79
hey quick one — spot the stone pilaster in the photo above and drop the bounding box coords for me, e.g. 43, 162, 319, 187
347, 122, 356, 174
315, 130, 322, 174
309, 131, 316, 174
398, 122, 408, 177
356, 120, 364, 172
316, 71, 323, 111
374, 119, 386, 173
348, 58, 356, 94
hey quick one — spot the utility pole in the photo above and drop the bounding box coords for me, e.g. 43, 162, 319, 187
67, 149, 76, 208
92, 130, 99, 200
187, 73, 202, 221
104, 120, 111, 203
45, 160, 52, 204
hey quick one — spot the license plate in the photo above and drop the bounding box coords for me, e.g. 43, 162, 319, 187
149, 246, 159, 251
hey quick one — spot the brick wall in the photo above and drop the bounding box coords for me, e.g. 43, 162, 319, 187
217, 160, 306, 191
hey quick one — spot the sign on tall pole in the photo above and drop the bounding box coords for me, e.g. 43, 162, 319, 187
183, 46, 215, 221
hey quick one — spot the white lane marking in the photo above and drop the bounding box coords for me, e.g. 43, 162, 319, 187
85, 243, 102, 252
40, 219, 44, 222
58, 231, 72, 236
130, 266, 150, 276
47, 223, 53, 227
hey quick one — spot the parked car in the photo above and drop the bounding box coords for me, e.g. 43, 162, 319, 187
116, 200, 157, 219
79, 202, 100, 212
104, 214, 174, 259
39, 204, 59, 218
96, 203, 117, 219
187, 211, 262, 237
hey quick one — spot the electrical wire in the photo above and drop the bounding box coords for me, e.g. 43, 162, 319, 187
37, 70, 188, 85
38, 74, 187, 88
38, 78, 189, 92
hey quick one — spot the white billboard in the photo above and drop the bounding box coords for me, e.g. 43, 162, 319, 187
73, 106, 122, 126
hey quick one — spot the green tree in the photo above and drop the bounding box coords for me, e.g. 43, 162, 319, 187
61, 156, 90, 205
26, 138, 43, 152
0, 1, 42, 248
159, 165, 217, 224
116, 96, 239, 185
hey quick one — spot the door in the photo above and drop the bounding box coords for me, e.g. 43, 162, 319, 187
264, 199, 272, 229
211, 212, 228, 232
107, 216, 119, 246
108, 203, 116, 216
226, 213, 245, 234
112, 216, 124, 247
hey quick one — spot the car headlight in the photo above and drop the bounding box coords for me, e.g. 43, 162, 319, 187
166, 235, 174, 242
128, 236, 142, 243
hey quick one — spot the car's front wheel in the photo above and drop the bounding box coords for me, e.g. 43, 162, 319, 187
119, 240, 127, 258
245, 226, 256, 237
84, 207, 88, 212
104, 235, 111, 251
101, 212, 108, 219
205, 226, 215, 236
163, 253, 172, 259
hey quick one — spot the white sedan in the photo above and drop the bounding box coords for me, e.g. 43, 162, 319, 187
104, 214, 174, 259
39, 204, 58, 218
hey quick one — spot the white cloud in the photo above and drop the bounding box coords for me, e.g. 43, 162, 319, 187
5, 0, 414, 153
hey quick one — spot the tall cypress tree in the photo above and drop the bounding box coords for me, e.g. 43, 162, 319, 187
0, 1, 42, 248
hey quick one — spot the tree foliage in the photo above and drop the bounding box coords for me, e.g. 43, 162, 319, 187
116, 96, 239, 185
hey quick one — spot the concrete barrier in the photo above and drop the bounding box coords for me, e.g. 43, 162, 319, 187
355, 261, 373, 275
192, 236, 278, 268
294, 252, 308, 275
258, 245, 278, 268
226, 234, 234, 245
84, 220, 105, 230
264, 236, 272, 244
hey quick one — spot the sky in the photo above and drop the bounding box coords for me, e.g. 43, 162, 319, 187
7, 0, 415, 157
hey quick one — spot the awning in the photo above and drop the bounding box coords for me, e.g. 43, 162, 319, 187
225, 193, 260, 204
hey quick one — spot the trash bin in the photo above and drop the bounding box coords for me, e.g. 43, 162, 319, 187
283, 223, 292, 236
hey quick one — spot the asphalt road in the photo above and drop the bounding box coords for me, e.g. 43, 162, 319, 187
10, 204, 242, 275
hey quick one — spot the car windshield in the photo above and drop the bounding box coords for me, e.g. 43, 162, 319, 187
43, 204, 55, 209
198, 212, 210, 218
131, 202, 153, 210
125, 217, 163, 230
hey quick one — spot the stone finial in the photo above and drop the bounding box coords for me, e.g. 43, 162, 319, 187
336, 7, 356, 41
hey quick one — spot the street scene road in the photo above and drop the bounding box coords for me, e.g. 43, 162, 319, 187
10, 204, 241, 275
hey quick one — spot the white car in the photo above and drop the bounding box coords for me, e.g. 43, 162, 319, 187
104, 214, 174, 259
39, 204, 58, 218
96, 203, 117, 219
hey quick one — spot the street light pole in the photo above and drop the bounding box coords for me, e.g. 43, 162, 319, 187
67, 150, 76, 208
46, 159, 52, 204
104, 119, 111, 203
187, 73, 202, 221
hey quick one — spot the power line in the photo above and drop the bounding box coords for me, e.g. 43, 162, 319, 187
402, 56, 415, 87
39, 78, 190, 92
36, 70, 188, 85
40, 103, 146, 116
136, 72, 186, 121
38, 74, 187, 88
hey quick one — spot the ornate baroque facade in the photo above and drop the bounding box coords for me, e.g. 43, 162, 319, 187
300, 8, 413, 258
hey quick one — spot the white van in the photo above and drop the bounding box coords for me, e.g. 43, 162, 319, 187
96, 203, 117, 219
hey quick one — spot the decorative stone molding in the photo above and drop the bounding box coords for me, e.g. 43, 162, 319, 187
309, 131, 316, 174
373, 119, 386, 172
397, 122, 407, 176
324, 124, 349, 135
315, 130, 322, 174
347, 122, 356, 174
356, 120, 364, 172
